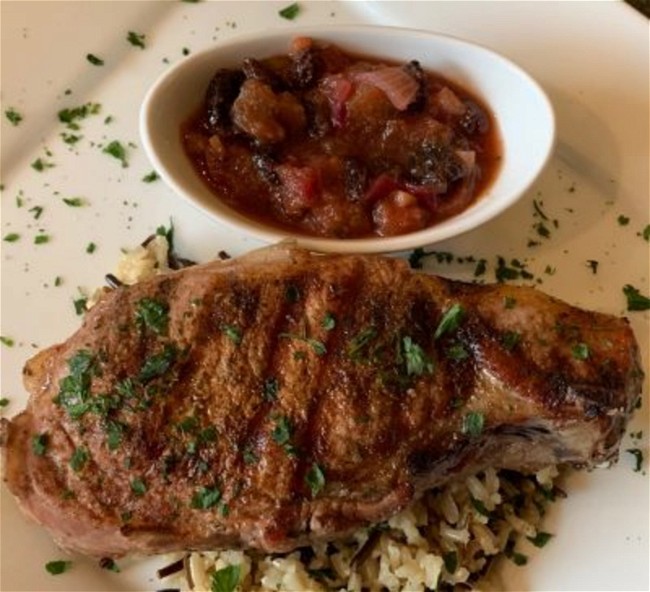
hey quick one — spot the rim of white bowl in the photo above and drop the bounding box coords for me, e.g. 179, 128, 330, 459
140, 24, 556, 254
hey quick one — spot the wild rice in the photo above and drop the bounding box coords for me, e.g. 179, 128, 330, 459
155, 467, 564, 592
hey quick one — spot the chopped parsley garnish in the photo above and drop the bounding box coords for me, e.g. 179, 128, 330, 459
86, 53, 104, 66
434, 304, 464, 340
31, 158, 55, 172
34, 233, 50, 245
138, 344, 177, 382
176, 415, 198, 434
105, 421, 124, 451
271, 414, 296, 455
443, 551, 458, 574
623, 284, 650, 311
279, 2, 300, 20
221, 324, 242, 345
135, 297, 169, 335
58, 102, 101, 126
130, 477, 147, 496
102, 140, 128, 167
243, 447, 259, 465
462, 411, 484, 438
0, 397, 9, 407
305, 462, 326, 498
446, 343, 469, 361
474, 259, 487, 277
347, 325, 377, 359
32, 433, 49, 456
30, 205, 44, 219
3, 233, 20, 242
127, 31, 146, 49
495, 257, 520, 282
63, 197, 85, 207
280, 332, 326, 356
73, 297, 88, 315
69, 446, 89, 472
527, 531, 553, 548
508, 551, 528, 566
5, 107, 23, 126
571, 343, 590, 360
55, 350, 95, 418
156, 220, 175, 250
272, 415, 293, 445
402, 336, 433, 376
626, 448, 643, 472
262, 377, 279, 401
142, 170, 159, 183
501, 331, 521, 351
191, 485, 221, 509
211, 564, 240, 592
322, 312, 336, 331
86, 242, 96, 254
45, 560, 72, 575
408, 247, 427, 269
61, 132, 82, 144
617, 214, 630, 226
0, 336, 15, 347
470, 496, 490, 517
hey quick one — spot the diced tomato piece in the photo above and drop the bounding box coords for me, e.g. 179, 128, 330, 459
363, 174, 399, 205
372, 190, 430, 236
275, 165, 321, 217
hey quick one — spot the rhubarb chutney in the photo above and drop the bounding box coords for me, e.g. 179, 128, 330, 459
182, 37, 501, 238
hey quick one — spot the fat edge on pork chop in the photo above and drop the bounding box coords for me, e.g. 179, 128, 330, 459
0, 245, 643, 558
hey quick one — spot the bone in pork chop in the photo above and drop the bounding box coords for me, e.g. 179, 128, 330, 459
1, 245, 643, 557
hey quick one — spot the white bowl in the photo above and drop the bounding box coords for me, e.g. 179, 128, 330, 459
140, 25, 555, 254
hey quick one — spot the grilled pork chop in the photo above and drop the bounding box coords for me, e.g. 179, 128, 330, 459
1, 245, 643, 558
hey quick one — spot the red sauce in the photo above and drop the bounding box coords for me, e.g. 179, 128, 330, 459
182, 37, 501, 239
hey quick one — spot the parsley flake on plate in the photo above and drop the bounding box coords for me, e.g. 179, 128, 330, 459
45, 560, 72, 575
86, 53, 104, 66
5, 107, 23, 126
127, 31, 146, 49
142, 170, 159, 183
62, 197, 85, 207
279, 2, 300, 20
102, 140, 128, 167
31, 158, 54, 172
623, 284, 650, 311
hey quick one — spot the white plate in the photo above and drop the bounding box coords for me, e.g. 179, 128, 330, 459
1, 2, 648, 591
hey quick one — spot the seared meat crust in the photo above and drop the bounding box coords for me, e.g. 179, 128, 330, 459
1, 246, 643, 557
